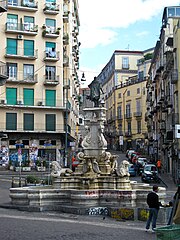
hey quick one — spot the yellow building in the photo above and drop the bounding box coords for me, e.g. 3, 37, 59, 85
98, 49, 153, 151
0, 0, 80, 166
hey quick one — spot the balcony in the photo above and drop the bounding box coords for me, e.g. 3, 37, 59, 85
6, 23, 38, 35
122, 64, 129, 70
159, 122, 166, 130
171, 69, 178, 84
42, 26, 60, 38
5, 47, 38, 60
44, 50, 59, 61
7, 72, 37, 84
44, 75, 59, 85
63, 78, 70, 89
7, 0, 38, 12
124, 113, 132, 119
43, 3, 59, 14
0, 61, 8, 86
63, 33, 69, 45
63, 55, 69, 67
134, 112, 142, 117
0, 0, 7, 12
63, 10, 69, 23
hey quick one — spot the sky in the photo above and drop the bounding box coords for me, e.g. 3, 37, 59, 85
78, 0, 180, 87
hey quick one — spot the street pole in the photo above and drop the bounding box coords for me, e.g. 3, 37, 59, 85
64, 86, 68, 168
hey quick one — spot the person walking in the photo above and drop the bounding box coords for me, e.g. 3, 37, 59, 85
146, 185, 162, 232
156, 159, 162, 174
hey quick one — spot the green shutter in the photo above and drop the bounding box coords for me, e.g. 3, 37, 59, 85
24, 16, 34, 23
7, 39, 17, 55
46, 19, 55, 27
46, 114, 56, 131
24, 40, 34, 56
46, 42, 55, 48
6, 113, 17, 130
24, 113, 34, 130
46, 90, 56, 106
6, 88, 17, 105
23, 88, 34, 106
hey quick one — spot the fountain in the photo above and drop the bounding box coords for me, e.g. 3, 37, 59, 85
9, 78, 168, 222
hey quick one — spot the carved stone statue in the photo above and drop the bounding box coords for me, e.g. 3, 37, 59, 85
116, 160, 130, 177
51, 161, 73, 177
87, 77, 104, 107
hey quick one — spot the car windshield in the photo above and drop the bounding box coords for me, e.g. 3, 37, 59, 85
145, 165, 157, 171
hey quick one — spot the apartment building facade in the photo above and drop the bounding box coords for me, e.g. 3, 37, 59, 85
146, 6, 180, 183
0, 0, 80, 167
97, 50, 153, 151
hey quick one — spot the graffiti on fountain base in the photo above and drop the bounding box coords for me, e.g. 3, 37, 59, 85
87, 207, 109, 216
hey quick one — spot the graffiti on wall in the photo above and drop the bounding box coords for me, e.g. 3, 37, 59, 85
87, 207, 108, 216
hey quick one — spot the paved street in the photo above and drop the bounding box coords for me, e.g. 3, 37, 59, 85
0, 152, 177, 240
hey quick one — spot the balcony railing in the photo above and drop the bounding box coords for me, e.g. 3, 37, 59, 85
7, 0, 38, 11
44, 50, 59, 61
63, 55, 69, 66
63, 78, 70, 89
124, 113, 132, 119
0, 61, 7, 86
134, 112, 142, 117
44, 75, 59, 85
5, 47, 38, 60
42, 26, 60, 38
63, 33, 69, 45
7, 73, 38, 84
43, 3, 59, 14
6, 23, 38, 34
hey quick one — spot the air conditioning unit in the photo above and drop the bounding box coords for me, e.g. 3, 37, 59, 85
17, 100, 24, 105
38, 101, 45, 106
17, 34, 23, 40
0, 99, 7, 104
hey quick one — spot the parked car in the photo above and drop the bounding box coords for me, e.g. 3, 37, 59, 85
141, 164, 158, 183
137, 157, 148, 167
128, 164, 136, 177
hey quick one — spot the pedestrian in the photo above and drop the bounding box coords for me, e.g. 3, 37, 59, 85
156, 159, 162, 174
146, 185, 162, 232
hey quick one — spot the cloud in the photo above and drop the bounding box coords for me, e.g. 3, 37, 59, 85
136, 31, 149, 37
78, 0, 180, 48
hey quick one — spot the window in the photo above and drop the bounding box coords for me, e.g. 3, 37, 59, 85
23, 88, 34, 106
122, 57, 129, 69
45, 18, 56, 33
138, 71, 144, 81
8, 0, 18, 6
46, 90, 56, 106
24, 16, 34, 31
46, 114, 56, 131
23, 64, 34, 81
45, 66, 56, 80
6, 113, 17, 130
127, 90, 130, 96
7, 38, 17, 55
24, 40, 34, 56
126, 103, 131, 117
137, 120, 141, 133
137, 88, 140, 94
117, 106, 122, 119
136, 99, 141, 113
46, 42, 56, 58
7, 14, 18, 30
7, 63, 17, 80
118, 93, 121, 98
6, 88, 17, 105
127, 122, 131, 133
143, 87, 146, 95
24, 113, 34, 130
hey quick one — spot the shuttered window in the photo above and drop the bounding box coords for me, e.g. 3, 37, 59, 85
6, 113, 17, 130
23, 88, 34, 106
6, 88, 17, 105
46, 114, 56, 131
45, 90, 56, 106
7, 38, 17, 55
24, 40, 34, 56
24, 113, 34, 130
